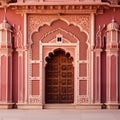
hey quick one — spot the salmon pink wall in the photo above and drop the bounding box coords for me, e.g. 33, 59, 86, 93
0, 8, 24, 33
12, 51, 18, 102
32, 80, 40, 95
101, 51, 106, 103
32, 64, 39, 77
0, 8, 24, 103
8, 56, 12, 102
95, 8, 120, 104
1, 56, 7, 102
79, 80, 87, 95
95, 8, 120, 32
111, 55, 117, 102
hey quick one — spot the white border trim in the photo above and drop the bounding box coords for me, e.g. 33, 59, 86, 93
40, 41, 78, 105
0, 55, 1, 101
28, 18, 90, 105
24, 13, 28, 103
90, 13, 94, 103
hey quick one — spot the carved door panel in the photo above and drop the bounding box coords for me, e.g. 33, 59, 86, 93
45, 49, 74, 103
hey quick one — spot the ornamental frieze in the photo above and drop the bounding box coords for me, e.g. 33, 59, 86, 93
28, 14, 90, 37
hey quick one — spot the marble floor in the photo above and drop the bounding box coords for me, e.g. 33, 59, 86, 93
0, 109, 120, 120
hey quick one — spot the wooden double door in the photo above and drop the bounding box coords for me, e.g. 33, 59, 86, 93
45, 49, 74, 103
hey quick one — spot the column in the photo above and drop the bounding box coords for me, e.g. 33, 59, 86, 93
106, 19, 119, 109
93, 48, 102, 104
0, 19, 13, 108
15, 25, 27, 106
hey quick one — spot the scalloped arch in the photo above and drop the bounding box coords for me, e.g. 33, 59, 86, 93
31, 18, 88, 45
30, 19, 89, 44
31, 19, 88, 60
45, 48, 73, 63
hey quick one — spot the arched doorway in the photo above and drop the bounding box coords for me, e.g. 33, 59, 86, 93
45, 48, 74, 103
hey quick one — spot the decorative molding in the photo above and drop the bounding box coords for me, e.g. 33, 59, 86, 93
16, 25, 23, 49
77, 96, 89, 104
10, 4, 107, 14
28, 15, 90, 42
95, 24, 106, 49
39, 28, 79, 43
27, 16, 91, 105
29, 95, 42, 104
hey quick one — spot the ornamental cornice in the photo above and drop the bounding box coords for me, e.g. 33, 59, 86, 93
10, 4, 109, 14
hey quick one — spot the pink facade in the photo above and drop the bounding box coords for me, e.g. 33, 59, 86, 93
0, 0, 120, 109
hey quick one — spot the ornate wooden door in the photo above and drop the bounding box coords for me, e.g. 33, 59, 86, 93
45, 49, 74, 103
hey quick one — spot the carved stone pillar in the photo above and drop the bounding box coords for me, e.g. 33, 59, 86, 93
106, 19, 119, 109
93, 25, 105, 107
16, 49, 26, 103
15, 26, 26, 106
93, 48, 102, 105
0, 20, 13, 108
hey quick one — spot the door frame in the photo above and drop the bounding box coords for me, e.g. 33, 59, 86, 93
45, 48, 74, 103
39, 41, 79, 105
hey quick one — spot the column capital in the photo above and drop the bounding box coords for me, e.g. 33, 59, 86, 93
0, 48, 13, 55
93, 48, 103, 53
106, 48, 119, 53
16, 47, 27, 52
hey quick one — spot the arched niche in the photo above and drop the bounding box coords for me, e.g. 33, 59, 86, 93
31, 19, 88, 61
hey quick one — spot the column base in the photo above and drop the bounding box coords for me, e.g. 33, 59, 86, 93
0, 103, 13, 109
106, 103, 119, 109
17, 103, 43, 109
75, 103, 102, 109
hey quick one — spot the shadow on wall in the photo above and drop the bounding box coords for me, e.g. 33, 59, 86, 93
119, 52, 120, 107
9, 0, 17, 3
6, 0, 120, 4
102, 0, 120, 5
118, 0, 120, 4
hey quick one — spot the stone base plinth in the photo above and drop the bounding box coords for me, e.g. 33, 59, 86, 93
17, 103, 43, 109
106, 103, 119, 109
76, 104, 102, 109
44, 104, 75, 109
0, 103, 13, 109
44, 104, 102, 109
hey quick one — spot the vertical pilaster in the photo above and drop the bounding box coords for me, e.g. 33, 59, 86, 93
106, 50, 119, 109
93, 24, 105, 107
24, 13, 28, 103
17, 49, 25, 103
0, 20, 13, 108
106, 19, 119, 109
93, 49, 102, 104
90, 13, 94, 104
15, 25, 26, 105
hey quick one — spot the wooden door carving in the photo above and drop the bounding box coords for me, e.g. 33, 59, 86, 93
45, 49, 74, 103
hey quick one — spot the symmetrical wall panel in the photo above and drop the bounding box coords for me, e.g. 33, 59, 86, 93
28, 14, 91, 105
